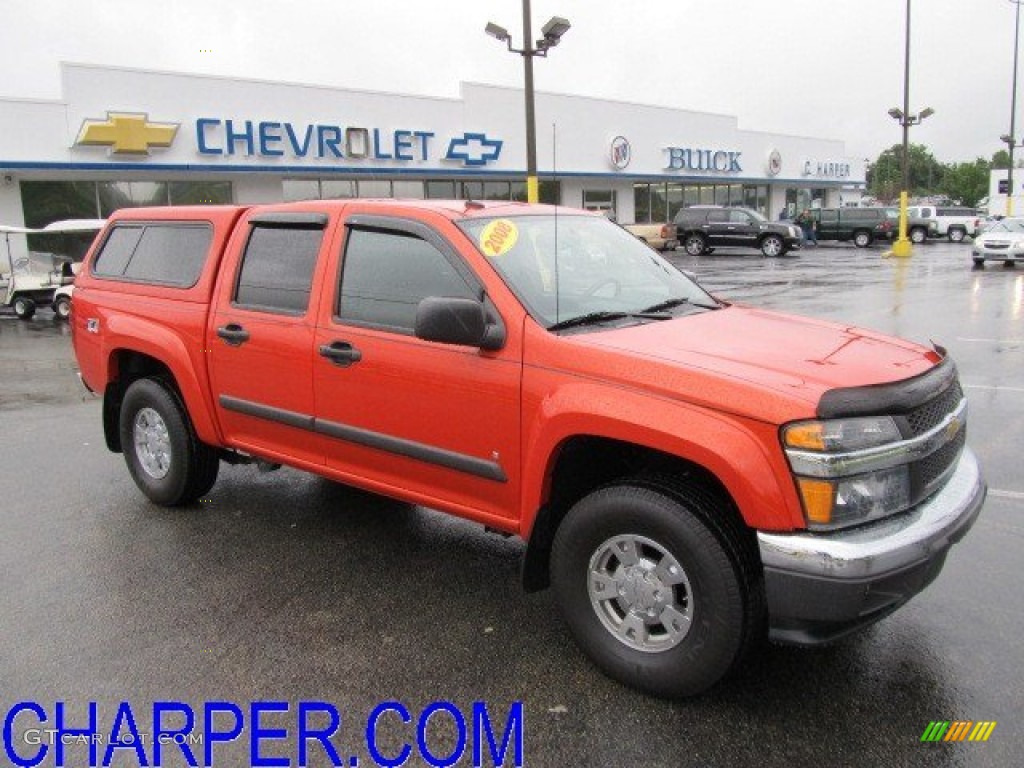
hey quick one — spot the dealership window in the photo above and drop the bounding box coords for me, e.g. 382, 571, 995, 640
426, 180, 456, 199
582, 189, 617, 220
358, 179, 392, 198
322, 180, 359, 199
633, 184, 650, 223
392, 180, 425, 199
284, 180, 321, 202
19, 179, 231, 260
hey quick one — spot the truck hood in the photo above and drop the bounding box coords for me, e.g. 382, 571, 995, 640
560, 305, 942, 423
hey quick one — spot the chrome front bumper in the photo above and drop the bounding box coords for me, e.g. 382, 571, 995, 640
757, 448, 985, 644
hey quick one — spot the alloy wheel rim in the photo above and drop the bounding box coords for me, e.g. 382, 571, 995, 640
587, 534, 693, 653
133, 407, 172, 479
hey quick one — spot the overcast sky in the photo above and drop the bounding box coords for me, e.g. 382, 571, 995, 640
0, 0, 1014, 165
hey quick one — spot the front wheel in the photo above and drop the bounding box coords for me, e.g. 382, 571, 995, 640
948, 228, 966, 243
53, 295, 71, 321
13, 296, 36, 320
119, 378, 219, 506
853, 231, 872, 248
760, 234, 784, 257
972, 257, 985, 267
551, 483, 761, 698
682, 233, 706, 256
910, 227, 927, 244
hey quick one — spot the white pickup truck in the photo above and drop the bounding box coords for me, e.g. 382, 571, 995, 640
907, 205, 982, 242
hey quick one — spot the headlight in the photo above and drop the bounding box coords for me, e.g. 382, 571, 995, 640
784, 416, 901, 452
783, 417, 911, 530
789, 226, 799, 238
1013, 240, 1024, 249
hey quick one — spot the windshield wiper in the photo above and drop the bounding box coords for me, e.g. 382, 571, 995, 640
640, 297, 691, 314
547, 311, 630, 332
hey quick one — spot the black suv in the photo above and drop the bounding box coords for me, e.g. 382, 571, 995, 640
673, 206, 802, 257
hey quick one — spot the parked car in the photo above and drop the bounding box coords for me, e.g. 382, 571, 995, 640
970, 217, 1024, 267
673, 206, 801, 257
811, 207, 936, 247
622, 222, 678, 251
812, 207, 896, 247
906, 205, 982, 242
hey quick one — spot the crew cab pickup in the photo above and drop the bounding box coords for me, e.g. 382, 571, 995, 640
71, 200, 985, 698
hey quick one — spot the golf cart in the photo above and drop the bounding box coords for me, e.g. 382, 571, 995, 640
1, 219, 105, 320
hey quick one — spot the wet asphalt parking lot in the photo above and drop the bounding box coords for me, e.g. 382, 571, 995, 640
1, 238, 1021, 767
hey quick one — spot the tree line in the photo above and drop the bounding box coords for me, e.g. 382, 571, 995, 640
866, 145, 1012, 207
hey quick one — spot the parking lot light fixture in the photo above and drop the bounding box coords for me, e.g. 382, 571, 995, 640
1006, 0, 1023, 216
887, 0, 931, 258
485, 1, 570, 203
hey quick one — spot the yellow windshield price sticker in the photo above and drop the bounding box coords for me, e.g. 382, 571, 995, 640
480, 219, 519, 257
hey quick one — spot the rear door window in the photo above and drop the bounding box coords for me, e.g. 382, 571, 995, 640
234, 221, 325, 313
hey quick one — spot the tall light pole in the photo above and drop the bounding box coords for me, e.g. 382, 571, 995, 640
486, 2, 570, 203
887, 0, 933, 258
1003, 0, 1024, 216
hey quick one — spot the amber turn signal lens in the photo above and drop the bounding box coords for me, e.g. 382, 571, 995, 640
797, 477, 835, 525
784, 422, 826, 451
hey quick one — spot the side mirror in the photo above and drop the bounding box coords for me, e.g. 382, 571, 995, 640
415, 297, 490, 348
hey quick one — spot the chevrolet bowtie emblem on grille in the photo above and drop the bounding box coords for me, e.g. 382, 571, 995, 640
445, 133, 503, 167
76, 112, 179, 155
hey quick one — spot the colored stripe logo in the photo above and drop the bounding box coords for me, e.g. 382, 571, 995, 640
921, 721, 996, 742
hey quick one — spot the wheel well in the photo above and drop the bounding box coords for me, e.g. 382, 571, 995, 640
102, 350, 177, 453
522, 435, 749, 592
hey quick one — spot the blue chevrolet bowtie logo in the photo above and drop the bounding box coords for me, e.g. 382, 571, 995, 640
445, 133, 503, 167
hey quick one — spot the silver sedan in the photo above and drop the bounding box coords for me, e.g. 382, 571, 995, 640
971, 217, 1024, 267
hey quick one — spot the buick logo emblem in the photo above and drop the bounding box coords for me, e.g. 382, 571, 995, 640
610, 136, 631, 170
767, 149, 782, 176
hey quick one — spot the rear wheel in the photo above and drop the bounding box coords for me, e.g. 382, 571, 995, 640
760, 234, 784, 257
13, 296, 36, 320
853, 231, 872, 248
948, 228, 966, 243
551, 482, 762, 698
119, 378, 219, 506
53, 295, 71, 321
910, 227, 927, 244
972, 257, 985, 267
682, 233, 707, 256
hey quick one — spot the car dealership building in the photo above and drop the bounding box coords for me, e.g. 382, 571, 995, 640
0, 63, 866, 263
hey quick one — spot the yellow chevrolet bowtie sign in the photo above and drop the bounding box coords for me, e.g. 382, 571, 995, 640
76, 112, 179, 155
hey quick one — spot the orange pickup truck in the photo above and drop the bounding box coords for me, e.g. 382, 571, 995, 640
71, 200, 985, 697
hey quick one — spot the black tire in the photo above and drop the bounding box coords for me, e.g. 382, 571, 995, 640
53, 295, 71, 321
760, 234, 785, 257
972, 257, 985, 267
910, 227, 927, 244
13, 296, 36, 320
551, 482, 763, 698
948, 228, 966, 243
853, 231, 872, 248
682, 233, 706, 256
119, 378, 219, 506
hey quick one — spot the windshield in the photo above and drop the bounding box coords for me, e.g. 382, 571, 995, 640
987, 218, 1024, 233
457, 214, 717, 330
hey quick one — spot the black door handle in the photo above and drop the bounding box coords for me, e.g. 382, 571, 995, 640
216, 323, 250, 346
319, 341, 362, 367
